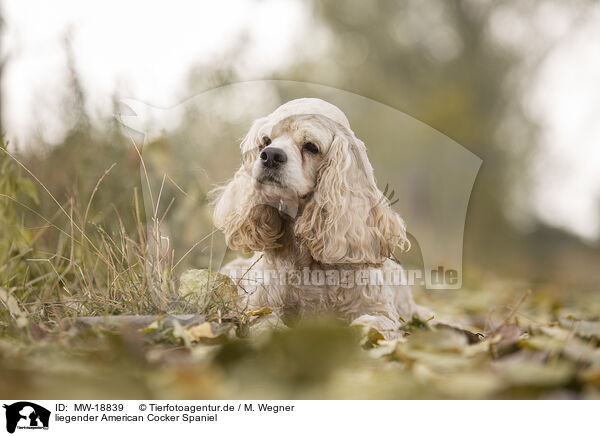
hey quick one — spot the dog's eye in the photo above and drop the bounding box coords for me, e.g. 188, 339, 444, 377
303, 142, 319, 154
260, 136, 271, 149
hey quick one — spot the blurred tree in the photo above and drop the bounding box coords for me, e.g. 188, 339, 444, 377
279, 0, 599, 282
24, 32, 144, 246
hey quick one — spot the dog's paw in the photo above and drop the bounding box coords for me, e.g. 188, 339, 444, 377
351, 314, 404, 340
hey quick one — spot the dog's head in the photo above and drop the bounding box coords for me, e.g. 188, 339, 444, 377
212, 98, 409, 265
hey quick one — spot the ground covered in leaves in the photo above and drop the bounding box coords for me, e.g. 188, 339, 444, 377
1, 274, 599, 400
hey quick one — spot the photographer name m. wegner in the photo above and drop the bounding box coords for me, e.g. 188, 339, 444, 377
227, 266, 459, 288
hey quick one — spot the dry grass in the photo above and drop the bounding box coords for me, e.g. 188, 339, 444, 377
0, 139, 221, 332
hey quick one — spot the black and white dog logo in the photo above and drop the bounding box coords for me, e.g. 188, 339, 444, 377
3, 402, 50, 434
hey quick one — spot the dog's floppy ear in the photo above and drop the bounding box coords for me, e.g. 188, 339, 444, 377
211, 118, 285, 252
294, 125, 409, 265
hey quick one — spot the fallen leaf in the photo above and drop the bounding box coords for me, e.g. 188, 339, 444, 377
365, 339, 402, 359
141, 320, 160, 334
172, 319, 191, 348
246, 307, 273, 317
489, 324, 521, 358
178, 269, 239, 315
0, 288, 28, 328
409, 328, 468, 353
436, 371, 503, 399
501, 359, 574, 387
360, 326, 385, 348
186, 322, 217, 342
559, 317, 600, 340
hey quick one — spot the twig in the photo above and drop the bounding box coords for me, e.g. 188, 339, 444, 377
488, 289, 531, 336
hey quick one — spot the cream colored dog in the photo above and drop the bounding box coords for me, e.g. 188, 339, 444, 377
212, 98, 431, 336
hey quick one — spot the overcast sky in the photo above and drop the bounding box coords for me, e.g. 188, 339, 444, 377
2, 0, 599, 241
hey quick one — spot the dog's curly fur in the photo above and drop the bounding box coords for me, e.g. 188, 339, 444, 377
211, 98, 431, 335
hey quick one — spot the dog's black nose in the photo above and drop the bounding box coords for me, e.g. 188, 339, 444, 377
260, 147, 287, 168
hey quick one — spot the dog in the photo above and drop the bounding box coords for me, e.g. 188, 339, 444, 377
211, 98, 431, 336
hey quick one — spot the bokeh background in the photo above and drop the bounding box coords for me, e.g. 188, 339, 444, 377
1, 0, 600, 399
3, 0, 600, 288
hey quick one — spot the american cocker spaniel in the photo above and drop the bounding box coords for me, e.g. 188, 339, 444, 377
212, 98, 431, 336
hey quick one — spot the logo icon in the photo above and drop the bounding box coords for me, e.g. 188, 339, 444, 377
3, 402, 50, 434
